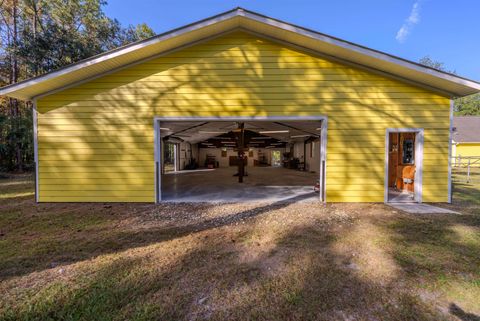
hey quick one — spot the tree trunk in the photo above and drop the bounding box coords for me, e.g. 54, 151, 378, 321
11, 0, 23, 171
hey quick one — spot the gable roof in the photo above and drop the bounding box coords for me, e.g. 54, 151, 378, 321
453, 116, 480, 143
1, 7, 480, 101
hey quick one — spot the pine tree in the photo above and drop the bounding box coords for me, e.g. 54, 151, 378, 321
0, 0, 155, 172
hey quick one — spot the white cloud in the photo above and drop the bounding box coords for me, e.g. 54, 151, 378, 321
396, 1, 422, 43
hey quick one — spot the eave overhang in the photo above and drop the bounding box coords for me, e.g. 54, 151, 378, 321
1, 7, 479, 100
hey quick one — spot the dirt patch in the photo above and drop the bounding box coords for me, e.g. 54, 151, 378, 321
0, 177, 479, 320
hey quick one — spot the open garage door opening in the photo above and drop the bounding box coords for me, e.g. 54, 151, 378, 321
154, 118, 327, 203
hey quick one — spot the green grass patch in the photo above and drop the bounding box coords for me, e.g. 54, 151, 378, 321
0, 175, 478, 320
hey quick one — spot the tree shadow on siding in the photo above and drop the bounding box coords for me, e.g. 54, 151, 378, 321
36, 29, 448, 203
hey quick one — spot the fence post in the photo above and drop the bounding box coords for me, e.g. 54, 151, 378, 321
467, 158, 471, 183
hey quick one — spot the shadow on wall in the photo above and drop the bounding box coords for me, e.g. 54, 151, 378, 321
36, 30, 450, 201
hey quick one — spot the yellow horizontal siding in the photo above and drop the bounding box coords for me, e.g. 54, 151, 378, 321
454, 144, 480, 157
38, 172, 154, 179
40, 110, 449, 119
37, 31, 450, 202
41, 177, 153, 185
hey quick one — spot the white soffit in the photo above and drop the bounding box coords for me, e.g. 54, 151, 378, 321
1, 7, 479, 100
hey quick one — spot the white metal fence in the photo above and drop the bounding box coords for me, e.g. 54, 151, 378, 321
452, 156, 480, 183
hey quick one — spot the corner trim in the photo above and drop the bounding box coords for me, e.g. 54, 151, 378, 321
32, 99, 39, 203
320, 117, 328, 202
448, 100, 454, 203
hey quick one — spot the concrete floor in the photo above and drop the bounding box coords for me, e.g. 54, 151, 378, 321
388, 188, 415, 203
388, 203, 459, 214
161, 167, 319, 202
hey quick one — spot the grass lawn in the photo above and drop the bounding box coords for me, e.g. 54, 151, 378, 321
0, 174, 479, 321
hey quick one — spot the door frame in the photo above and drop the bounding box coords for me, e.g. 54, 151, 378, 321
154, 116, 328, 203
384, 128, 424, 203
163, 141, 179, 173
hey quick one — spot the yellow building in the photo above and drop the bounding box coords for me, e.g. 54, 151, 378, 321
452, 116, 480, 157
1, 8, 479, 204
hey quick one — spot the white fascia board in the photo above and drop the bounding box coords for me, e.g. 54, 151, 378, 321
239, 11, 480, 95
1, 8, 480, 100
0, 10, 240, 100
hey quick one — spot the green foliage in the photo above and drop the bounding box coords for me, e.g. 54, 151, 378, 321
122, 23, 156, 44
0, 0, 155, 172
0, 101, 33, 172
419, 56, 480, 116
454, 94, 480, 116
419, 56, 451, 73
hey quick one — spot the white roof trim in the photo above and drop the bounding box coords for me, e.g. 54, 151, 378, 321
0, 9, 241, 100
1, 7, 479, 100
240, 10, 480, 93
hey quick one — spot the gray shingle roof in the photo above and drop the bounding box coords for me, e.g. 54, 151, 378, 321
453, 116, 480, 143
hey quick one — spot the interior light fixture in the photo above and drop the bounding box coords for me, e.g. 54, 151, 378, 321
290, 135, 310, 138
259, 130, 289, 134
159, 127, 170, 130
316, 128, 321, 130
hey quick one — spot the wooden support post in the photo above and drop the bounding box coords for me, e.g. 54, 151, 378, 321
237, 123, 245, 183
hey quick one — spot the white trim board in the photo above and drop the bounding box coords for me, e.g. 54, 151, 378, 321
1, 7, 479, 100
32, 99, 39, 203
153, 116, 327, 203
448, 100, 453, 203
384, 128, 424, 204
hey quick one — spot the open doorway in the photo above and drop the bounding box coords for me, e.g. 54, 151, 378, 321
163, 142, 178, 173
385, 129, 424, 203
155, 118, 327, 203
271, 150, 282, 167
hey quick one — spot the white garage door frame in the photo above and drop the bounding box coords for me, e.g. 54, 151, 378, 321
153, 116, 328, 203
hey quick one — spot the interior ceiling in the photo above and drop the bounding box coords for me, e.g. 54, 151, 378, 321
160, 121, 322, 145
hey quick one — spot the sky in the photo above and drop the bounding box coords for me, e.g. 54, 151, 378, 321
104, 0, 480, 80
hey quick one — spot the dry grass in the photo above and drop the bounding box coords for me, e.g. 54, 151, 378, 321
0, 174, 479, 321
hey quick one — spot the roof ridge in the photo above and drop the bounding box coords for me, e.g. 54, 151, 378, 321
1, 7, 479, 100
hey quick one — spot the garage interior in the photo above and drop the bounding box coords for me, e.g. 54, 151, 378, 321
156, 120, 325, 202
